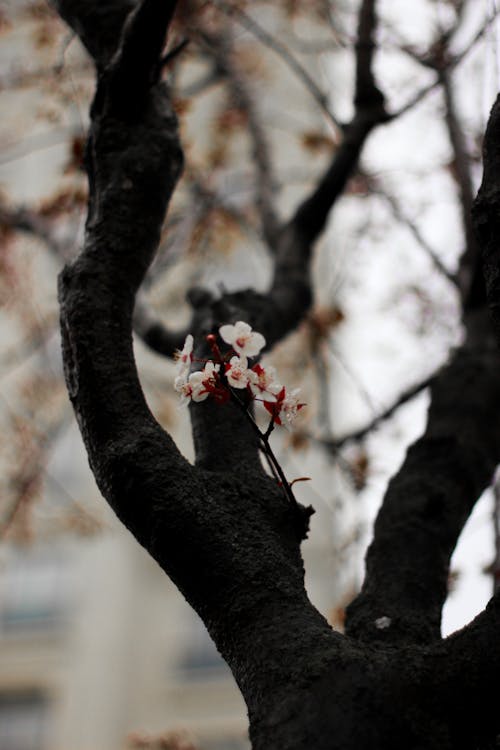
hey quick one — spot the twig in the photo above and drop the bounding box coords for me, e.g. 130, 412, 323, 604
329, 341, 379, 417
194, 30, 281, 247
368, 179, 459, 286
0, 408, 73, 539
229, 388, 301, 510
389, 11, 500, 120
211, 0, 341, 132
315, 373, 434, 452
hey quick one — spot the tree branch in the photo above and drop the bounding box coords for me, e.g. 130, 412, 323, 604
368, 178, 459, 286
473, 93, 500, 347
0, 201, 73, 260
396, 12, 484, 307
492, 474, 500, 595
197, 30, 281, 248
57, 0, 187, 535
315, 372, 435, 452
441, 69, 484, 308
49, 0, 137, 69
133, 293, 188, 356
263, 0, 387, 347
346, 315, 500, 645
0, 199, 185, 360
430, 591, 500, 747
211, 0, 341, 132
388, 12, 498, 121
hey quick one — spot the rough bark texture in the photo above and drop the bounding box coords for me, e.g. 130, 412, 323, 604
51, 1, 500, 748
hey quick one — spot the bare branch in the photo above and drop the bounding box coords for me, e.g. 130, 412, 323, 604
263, 0, 387, 347
107, 0, 178, 106
197, 30, 281, 248
368, 179, 459, 286
1, 199, 185, 359
211, 0, 341, 132
0, 201, 73, 260
49, 0, 137, 68
316, 372, 434, 452
441, 70, 483, 307
133, 294, 188, 356
0, 409, 72, 540
388, 12, 498, 121
473, 93, 500, 345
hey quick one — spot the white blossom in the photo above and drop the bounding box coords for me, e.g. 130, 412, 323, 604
175, 334, 194, 378
174, 361, 220, 404
280, 388, 304, 425
248, 363, 282, 402
225, 356, 250, 389
174, 372, 205, 405
219, 321, 265, 358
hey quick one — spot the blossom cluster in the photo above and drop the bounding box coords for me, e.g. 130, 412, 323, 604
174, 321, 304, 426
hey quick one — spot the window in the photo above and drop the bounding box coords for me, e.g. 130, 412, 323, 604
0, 546, 71, 633
0, 690, 49, 750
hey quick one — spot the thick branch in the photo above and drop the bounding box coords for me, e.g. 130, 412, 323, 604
133, 294, 188, 357
58, 0, 186, 523
108, 0, 177, 105
441, 70, 477, 292
493, 476, 500, 595
430, 592, 500, 747
50, 0, 137, 68
346, 314, 500, 645
473, 93, 500, 346
264, 0, 387, 347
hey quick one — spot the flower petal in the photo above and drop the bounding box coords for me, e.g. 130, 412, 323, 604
219, 324, 236, 344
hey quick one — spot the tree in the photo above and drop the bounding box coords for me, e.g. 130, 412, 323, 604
4, 0, 500, 747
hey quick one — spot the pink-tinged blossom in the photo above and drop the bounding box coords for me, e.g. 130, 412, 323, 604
280, 388, 305, 426
264, 386, 305, 427
248, 363, 282, 402
219, 321, 266, 358
174, 361, 220, 404
174, 373, 206, 405
197, 361, 220, 399
225, 356, 250, 389
175, 334, 194, 377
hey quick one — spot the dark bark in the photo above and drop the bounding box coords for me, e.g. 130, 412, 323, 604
50, 0, 137, 68
51, 1, 500, 748
262, 0, 387, 347
346, 312, 500, 645
473, 93, 500, 345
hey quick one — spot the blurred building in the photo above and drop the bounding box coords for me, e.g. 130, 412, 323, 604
0, 486, 343, 750
0, 527, 252, 750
